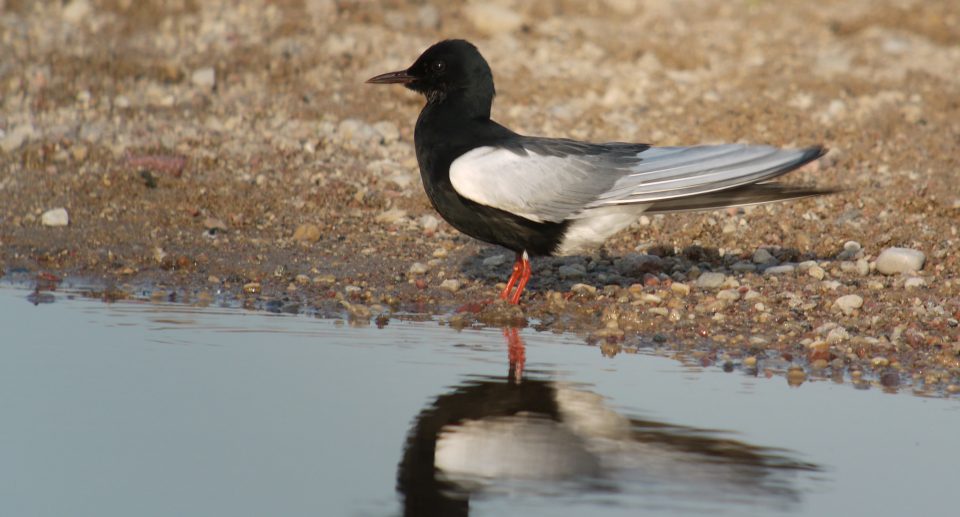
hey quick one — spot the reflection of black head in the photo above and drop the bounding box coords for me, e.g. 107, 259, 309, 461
396, 377, 560, 517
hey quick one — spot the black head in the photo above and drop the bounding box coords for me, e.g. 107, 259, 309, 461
367, 39, 495, 107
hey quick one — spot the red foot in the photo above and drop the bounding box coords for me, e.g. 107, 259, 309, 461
499, 252, 532, 305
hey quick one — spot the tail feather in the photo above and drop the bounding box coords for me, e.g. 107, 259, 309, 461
645, 182, 838, 214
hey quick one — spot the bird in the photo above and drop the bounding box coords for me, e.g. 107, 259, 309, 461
367, 39, 831, 305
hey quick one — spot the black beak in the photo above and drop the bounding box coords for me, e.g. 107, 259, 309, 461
366, 69, 415, 85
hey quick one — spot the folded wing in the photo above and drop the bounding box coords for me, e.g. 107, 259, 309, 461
449, 140, 825, 223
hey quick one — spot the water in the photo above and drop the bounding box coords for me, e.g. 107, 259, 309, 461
0, 286, 956, 517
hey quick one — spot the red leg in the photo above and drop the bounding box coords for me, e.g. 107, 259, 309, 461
504, 327, 525, 381
508, 252, 532, 305
499, 252, 523, 300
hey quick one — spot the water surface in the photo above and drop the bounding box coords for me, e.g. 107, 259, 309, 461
0, 287, 955, 516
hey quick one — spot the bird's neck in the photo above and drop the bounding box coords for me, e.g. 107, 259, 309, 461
424, 87, 493, 123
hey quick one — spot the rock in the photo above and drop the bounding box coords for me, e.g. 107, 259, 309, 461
375, 208, 407, 225
293, 223, 321, 242
242, 282, 261, 294
1, 123, 35, 153
41, 208, 69, 227
571, 283, 597, 295
62, 0, 91, 24
696, 272, 725, 289
419, 214, 440, 233
730, 261, 756, 273
717, 289, 740, 301
834, 294, 863, 315
764, 264, 797, 275
904, 277, 926, 289
855, 258, 869, 276
203, 217, 227, 232
408, 262, 429, 275
483, 254, 507, 267
463, 2, 525, 35
614, 253, 662, 276
440, 279, 461, 293
752, 248, 776, 264
191, 67, 216, 89
876, 247, 925, 275
372, 121, 399, 144
826, 327, 850, 344
670, 282, 690, 296
808, 265, 826, 280
559, 263, 586, 279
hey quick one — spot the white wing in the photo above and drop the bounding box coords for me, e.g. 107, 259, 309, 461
449, 141, 822, 223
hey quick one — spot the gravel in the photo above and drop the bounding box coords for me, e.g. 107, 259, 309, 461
40, 208, 69, 227
1, 0, 958, 395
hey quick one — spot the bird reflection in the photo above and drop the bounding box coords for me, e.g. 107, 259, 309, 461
397, 328, 818, 516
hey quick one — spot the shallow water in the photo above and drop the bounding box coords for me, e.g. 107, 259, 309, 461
0, 286, 956, 517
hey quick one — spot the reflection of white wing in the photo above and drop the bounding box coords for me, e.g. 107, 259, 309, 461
449, 142, 823, 223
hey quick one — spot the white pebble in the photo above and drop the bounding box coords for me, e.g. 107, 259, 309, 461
834, 294, 864, 315
904, 277, 926, 289
191, 67, 216, 89
41, 207, 69, 227
408, 262, 429, 275
808, 265, 826, 280
440, 279, 461, 293
875, 247, 925, 275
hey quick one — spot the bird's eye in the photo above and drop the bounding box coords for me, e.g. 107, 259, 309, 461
431, 60, 446, 73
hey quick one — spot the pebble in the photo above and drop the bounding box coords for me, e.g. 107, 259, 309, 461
743, 356, 757, 367
204, 217, 227, 232
408, 262, 429, 275
822, 280, 842, 290
419, 214, 440, 233
615, 253, 662, 276
191, 67, 216, 89
463, 2, 525, 35
439, 279, 461, 293
904, 277, 926, 289
670, 282, 691, 296
483, 254, 507, 267
559, 263, 586, 279
293, 223, 321, 242
1, 123, 35, 153
242, 282, 261, 294
875, 247, 925, 275
764, 264, 796, 275
834, 294, 864, 315
730, 261, 756, 273
571, 283, 597, 295
752, 248, 776, 264
375, 208, 407, 225
717, 289, 740, 301
295, 274, 310, 284
807, 265, 826, 280
695, 272, 725, 289
826, 327, 850, 344
41, 208, 69, 227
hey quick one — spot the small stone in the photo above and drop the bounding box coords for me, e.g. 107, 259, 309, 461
62, 0, 91, 23
844, 240, 862, 252
243, 282, 261, 294
826, 327, 850, 344
695, 272, 726, 289
1, 123, 35, 153
41, 208, 69, 227
871, 356, 889, 368
764, 264, 796, 275
408, 262, 429, 275
295, 274, 310, 284
743, 290, 761, 300
752, 248, 776, 264
855, 258, 869, 276
743, 356, 757, 367
875, 247, 925, 275
670, 282, 691, 296
648, 307, 669, 316
559, 263, 586, 279
293, 223, 321, 242
798, 260, 818, 271
822, 280, 842, 290
419, 214, 440, 233
203, 217, 227, 232
834, 294, 864, 315
808, 265, 826, 280
571, 283, 597, 295
191, 67, 216, 89
717, 289, 740, 301
730, 261, 757, 273
483, 254, 507, 267
208, 275, 220, 283
375, 208, 407, 225
904, 277, 926, 289
463, 2, 525, 35
439, 279, 461, 293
